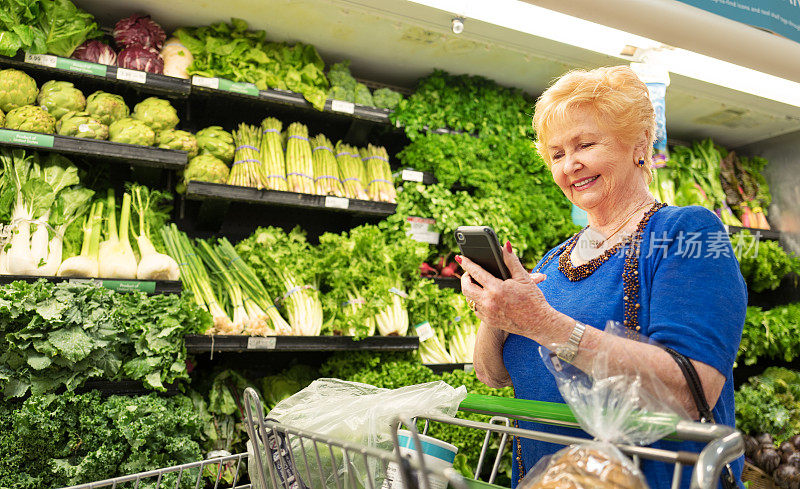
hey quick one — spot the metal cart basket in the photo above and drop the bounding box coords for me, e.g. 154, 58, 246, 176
55, 388, 744, 489
243, 389, 744, 489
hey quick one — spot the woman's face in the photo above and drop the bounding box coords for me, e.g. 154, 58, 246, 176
546, 105, 642, 212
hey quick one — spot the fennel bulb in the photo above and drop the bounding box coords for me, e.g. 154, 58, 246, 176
58, 202, 104, 278
98, 190, 138, 279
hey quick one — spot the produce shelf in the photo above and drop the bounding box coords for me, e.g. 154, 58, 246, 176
185, 334, 419, 353
77, 380, 180, 396
430, 276, 461, 291
185, 181, 397, 216
0, 53, 191, 97
0, 275, 182, 294
0, 129, 188, 169
191, 76, 392, 124
725, 225, 780, 241
425, 363, 474, 374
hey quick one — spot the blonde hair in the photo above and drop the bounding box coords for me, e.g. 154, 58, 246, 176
532, 66, 656, 181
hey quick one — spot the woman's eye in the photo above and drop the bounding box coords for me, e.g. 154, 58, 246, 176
551, 152, 564, 160
580, 142, 594, 149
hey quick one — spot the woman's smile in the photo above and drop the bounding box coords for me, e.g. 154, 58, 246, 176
572, 175, 600, 191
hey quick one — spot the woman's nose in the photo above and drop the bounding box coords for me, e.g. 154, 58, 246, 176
562, 153, 583, 174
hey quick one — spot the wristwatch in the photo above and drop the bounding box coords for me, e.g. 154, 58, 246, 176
556, 322, 587, 363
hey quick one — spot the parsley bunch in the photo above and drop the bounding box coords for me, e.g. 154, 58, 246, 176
738, 303, 800, 366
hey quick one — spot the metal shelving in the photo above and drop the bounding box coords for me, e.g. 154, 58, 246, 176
185, 334, 419, 353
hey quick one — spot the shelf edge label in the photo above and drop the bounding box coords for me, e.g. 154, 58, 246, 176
415, 321, 434, 342
331, 100, 355, 114
401, 169, 424, 183
0, 129, 55, 148
24, 52, 57, 67
116, 68, 147, 84
217, 78, 259, 96
324, 196, 350, 209
247, 337, 277, 349
192, 75, 220, 89
57, 58, 107, 76
406, 216, 440, 245
102, 280, 156, 293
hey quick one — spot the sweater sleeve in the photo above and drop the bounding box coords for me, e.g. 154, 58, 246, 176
644, 206, 746, 375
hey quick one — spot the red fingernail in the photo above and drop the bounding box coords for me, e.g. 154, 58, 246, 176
505, 241, 512, 253
454, 255, 462, 264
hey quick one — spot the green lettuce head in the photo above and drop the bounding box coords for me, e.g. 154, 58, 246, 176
177, 154, 229, 193
108, 117, 155, 145
85, 91, 130, 125
37, 80, 86, 120
131, 97, 179, 132
0, 69, 39, 112
56, 111, 109, 139
5, 105, 56, 133
156, 129, 198, 158
195, 126, 234, 164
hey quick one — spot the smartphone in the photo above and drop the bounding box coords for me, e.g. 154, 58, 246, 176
454, 226, 511, 280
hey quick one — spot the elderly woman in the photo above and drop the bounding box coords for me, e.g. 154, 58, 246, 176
457, 66, 746, 488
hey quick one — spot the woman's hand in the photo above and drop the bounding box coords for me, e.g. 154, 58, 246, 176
458, 242, 552, 341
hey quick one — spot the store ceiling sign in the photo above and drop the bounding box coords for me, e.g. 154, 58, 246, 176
677, 1, 800, 45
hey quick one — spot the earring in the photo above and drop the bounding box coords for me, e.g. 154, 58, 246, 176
637, 159, 645, 167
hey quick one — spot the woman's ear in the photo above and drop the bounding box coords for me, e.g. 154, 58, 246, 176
632, 132, 650, 163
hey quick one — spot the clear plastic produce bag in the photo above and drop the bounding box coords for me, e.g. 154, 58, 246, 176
248, 378, 467, 489
520, 322, 689, 489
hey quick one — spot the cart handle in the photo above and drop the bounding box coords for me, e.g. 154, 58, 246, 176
458, 393, 579, 427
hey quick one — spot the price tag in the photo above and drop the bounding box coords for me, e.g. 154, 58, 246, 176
464, 364, 474, 372
116, 68, 147, 84
217, 78, 259, 96
415, 322, 435, 342
401, 169, 424, 183
24, 52, 57, 67
406, 217, 440, 245
192, 75, 220, 89
247, 337, 277, 350
0, 129, 55, 148
331, 100, 355, 114
324, 196, 350, 209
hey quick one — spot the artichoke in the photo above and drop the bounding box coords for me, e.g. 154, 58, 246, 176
0, 69, 39, 112
131, 97, 179, 132
85, 91, 130, 126
195, 126, 235, 164
108, 117, 155, 145
156, 129, 198, 158
37, 80, 86, 120
56, 111, 109, 140
177, 154, 230, 193
5, 105, 56, 133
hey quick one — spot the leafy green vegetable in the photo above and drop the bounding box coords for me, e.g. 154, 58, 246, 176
390, 69, 533, 139
0, 280, 211, 397
372, 88, 403, 110
735, 367, 800, 444
732, 232, 800, 292
738, 303, 800, 366
176, 18, 329, 110
37, 0, 99, 57
0, 391, 204, 489
316, 224, 428, 337
0, 0, 47, 56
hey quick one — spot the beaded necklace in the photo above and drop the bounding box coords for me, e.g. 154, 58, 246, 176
512, 202, 667, 484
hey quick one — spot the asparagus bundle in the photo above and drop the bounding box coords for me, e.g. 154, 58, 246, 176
260, 118, 288, 191
361, 144, 396, 203
335, 141, 368, 200
285, 122, 315, 194
311, 134, 345, 196
228, 124, 265, 188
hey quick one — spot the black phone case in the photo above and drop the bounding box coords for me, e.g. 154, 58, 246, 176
454, 226, 511, 280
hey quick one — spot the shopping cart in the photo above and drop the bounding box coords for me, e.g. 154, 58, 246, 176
243, 388, 745, 489
56, 387, 744, 489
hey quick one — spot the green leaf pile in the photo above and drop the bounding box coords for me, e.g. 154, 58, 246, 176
735, 367, 800, 444
732, 232, 800, 292
176, 18, 329, 109
738, 303, 800, 366
0, 280, 212, 397
0, 391, 203, 489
